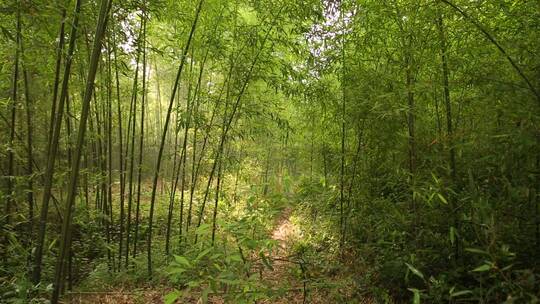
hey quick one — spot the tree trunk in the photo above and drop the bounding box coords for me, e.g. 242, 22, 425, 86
47, 8, 67, 152
194, 13, 281, 241
112, 28, 125, 270
188, 68, 229, 234
133, 8, 148, 257
406, 54, 416, 223
33, 0, 82, 284
51, 0, 112, 301
124, 20, 143, 266
211, 153, 224, 245
4, 4, 21, 264
437, 12, 459, 260
339, 15, 346, 251
21, 36, 34, 247
147, 0, 204, 277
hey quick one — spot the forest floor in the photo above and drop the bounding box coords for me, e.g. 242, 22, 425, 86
64, 207, 355, 304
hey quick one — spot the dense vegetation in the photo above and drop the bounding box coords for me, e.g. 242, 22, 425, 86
0, 0, 539, 303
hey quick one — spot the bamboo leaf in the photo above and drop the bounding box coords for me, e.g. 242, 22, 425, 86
405, 263, 425, 280
408, 288, 421, 304
164, 290, 181, 304
472, 264, 491, 272
449, 227, 456, 245
173, 255, 191, 268
465, 248, 489, 255
437, 193, 448, 205
450, 290, 473, 297
196, 247, 213, 261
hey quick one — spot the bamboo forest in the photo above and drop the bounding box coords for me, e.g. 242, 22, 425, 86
0, 0, 539, 303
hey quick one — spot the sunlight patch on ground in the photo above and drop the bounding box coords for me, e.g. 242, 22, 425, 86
271, 209, 300, 248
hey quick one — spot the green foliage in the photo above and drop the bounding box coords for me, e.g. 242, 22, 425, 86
1, 0, 539, 303
165, 233, 274, 303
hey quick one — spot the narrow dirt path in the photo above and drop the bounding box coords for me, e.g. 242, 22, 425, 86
64, 208, 316, 304
260, 207, 308, 303
271, 208, 297, 249
264, 208, 300, 286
